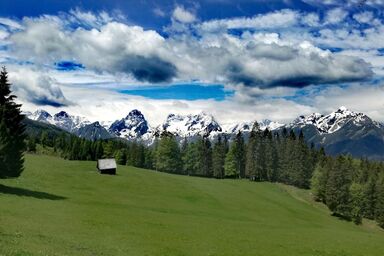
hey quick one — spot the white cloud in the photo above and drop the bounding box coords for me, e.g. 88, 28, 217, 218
7, 14, 372, 90
8, 67, 72, 107
0, 17, 23, 30
172, 6, 196, 23
1, 9, 383, 124
325, 8, 348, 24
153, 7, 166, 17
199, 9, 299, 32
353, 11, 374, 23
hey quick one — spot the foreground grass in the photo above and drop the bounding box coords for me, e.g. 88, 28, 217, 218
0, 155, 383, 256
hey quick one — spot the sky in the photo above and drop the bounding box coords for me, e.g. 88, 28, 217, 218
1, 0, 384, 126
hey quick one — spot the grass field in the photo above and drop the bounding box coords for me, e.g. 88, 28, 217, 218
0, 154, 383, 256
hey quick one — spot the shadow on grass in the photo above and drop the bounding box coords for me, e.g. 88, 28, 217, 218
0, 184, 66, 200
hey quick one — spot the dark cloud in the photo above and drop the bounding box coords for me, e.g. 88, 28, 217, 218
31, 96, 70, 107
118, 55, 177, 83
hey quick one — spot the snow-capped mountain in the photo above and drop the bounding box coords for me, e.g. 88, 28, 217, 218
76, 121, 114, 141
159, 112, 222, 138
224, 119, 284, 134
26, 109, 90, 133
286, 106, 384, 160
108, 109, 150, 139
25, 106, 384, 159
289, 106, 381, 134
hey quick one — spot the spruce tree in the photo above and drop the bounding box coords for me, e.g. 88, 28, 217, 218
0, 67, 26, 178
375, 173, 384, 228
224, 145, 238, 178
234, 131, 246, 178
245, 121, 260, 179
155, 132, 182, 173
212, 135, 226, 178
325, 156, 352, 219
350, 182, 364, 224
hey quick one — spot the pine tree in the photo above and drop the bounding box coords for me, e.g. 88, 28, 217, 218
311, 158, 329, 202
325, 156, 352, 219
350, 182, 364, 224
245, 121, 260, 180
155, 132, 182, 173
234, 131, 245, 178
224, 145, 238, 178
363, 175, 378, 219
115, 149, 127, 165
183, 141, 199, 175
0, 67, 26, 178
375, 173, 384, 228
212, 135, 226, 178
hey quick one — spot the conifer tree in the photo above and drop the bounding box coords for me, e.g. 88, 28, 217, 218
245, 121, 260, 179
234, 131, 246, 178
350, 182, 364, 224
363, 175, 378, 219
155, 132, 182, 173
325, 156, 352, 219
224, 144, 238, 178
375, 173, 384, 228
0, 67, 26, 178
212, 135, 226, 178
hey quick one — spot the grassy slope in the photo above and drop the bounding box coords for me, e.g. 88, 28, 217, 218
0, 155, 383, 256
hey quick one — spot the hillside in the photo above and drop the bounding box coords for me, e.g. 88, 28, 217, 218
0, 155, 383, 256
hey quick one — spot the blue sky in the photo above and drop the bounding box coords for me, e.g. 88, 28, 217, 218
1, 0, 384, 124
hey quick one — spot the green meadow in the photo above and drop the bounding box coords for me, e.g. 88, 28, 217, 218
0, 154, 383, 256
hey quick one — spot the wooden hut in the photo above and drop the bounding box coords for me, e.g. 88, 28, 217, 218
97, 159, 117, 175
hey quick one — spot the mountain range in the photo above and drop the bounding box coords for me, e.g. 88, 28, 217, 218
25, 107, 384, 160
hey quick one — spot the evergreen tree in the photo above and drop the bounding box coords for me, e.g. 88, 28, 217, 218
363, 175, 378, 219
0, 67, 26, 178
325, 156, 352, 219
212, 135, 226, 178
224, 143, 238, 178
375, 173, 384, 228
115, 149, 127, 165
311, 158, 330, 202
350, 182, 364, 224
155, 132, 182, 173
27, 137, 37, 152
245, 121, 260, 179
230, 131, 245, 178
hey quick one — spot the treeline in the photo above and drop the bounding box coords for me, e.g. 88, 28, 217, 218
26, 131, 154, 169
312, 155, 384, 227
154, 125, 318, 190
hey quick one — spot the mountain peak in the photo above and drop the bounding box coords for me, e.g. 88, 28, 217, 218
109, 109, 149, 139
337, 106, 348, 112
127, 109, 144, 118
161, 112, 221, 137
54, 111, 69, 119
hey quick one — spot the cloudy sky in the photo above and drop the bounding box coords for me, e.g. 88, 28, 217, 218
1, 0, 384, 126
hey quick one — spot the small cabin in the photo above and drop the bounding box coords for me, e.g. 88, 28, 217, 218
97, 159, 117, 175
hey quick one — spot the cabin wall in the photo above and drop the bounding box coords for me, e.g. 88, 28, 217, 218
99, 168, 116, 175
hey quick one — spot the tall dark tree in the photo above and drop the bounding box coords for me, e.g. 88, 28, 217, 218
212, 135, 226, 178
325, 156, 352, 219
155, 132, 182, 173
0, 67, 26, 178
234, 131, 246, 178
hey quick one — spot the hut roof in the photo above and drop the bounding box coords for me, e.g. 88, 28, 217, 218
97, 159, 117, 170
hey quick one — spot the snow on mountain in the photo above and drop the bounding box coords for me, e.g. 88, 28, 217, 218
27, 109, 54, 123
108, 109, 150, 139
159, 112, 222, 138
26, 109, 90, 132
289, 106, 379, 134
223, 119, 284, 134
76, 121, 114, 140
